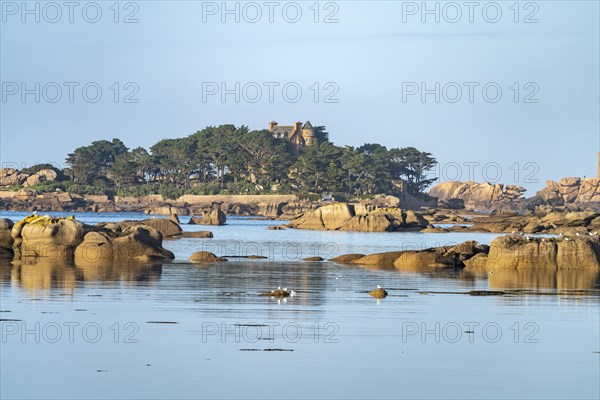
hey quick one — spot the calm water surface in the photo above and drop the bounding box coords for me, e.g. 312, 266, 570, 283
1, 212, 598, 399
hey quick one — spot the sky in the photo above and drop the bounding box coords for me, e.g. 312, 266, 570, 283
1, 0, 599, 194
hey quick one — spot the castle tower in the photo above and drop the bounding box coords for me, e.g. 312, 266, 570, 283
302, 121, 315, 146
292, 121, 304, 146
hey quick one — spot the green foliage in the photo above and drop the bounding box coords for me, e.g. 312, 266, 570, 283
28, 181, 64, 192
58, 125, 437, 197
66, 138, 128, 185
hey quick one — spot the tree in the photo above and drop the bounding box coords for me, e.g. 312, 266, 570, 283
107, 153, 138, 188
58, 124, 438, 198
292, 140, 341, 193
129, 147, 154, 184
65, 139, 128, 185
389, 147, 437, 195
150, 137, 197, 188
339, 146, 374, 196
236, 129, 294, 188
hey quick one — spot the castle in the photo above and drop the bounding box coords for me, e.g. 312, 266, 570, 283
268, 121, 315, 147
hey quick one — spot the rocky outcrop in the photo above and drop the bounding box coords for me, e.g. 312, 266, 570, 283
139, 218, 182, 237
342, 208, 428, 232
536, 178, 600, 209
145, 204, 190, 216
258, 202, 286, 217
338, 208, 400, 232
486, 234, 600, 270
289, 203, 354, 230
11, 215, 86, 260
289, 204, 428, 232
280, 202, 321, 219
429, 181, 526, 210
0, 218, 14, 258
459, 210, 600, 234
74, 226, 174, 264
348, 241, 488, 268
97, 218, 182, 238
463, 253, 489, 269
0, 190, 88, 212
393, 241, 487, 269
0, 168, 21, 186
0, 168, 59, 188
189, 209, 227, 225
7, 215, 175, 264
23, 169, 58, 187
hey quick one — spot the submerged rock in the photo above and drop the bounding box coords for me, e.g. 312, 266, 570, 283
329, 253, 365, 263
303, 256, 324, 262
267, 225, 288, 230
189, 251, 227, 263
259, 288, 291, 298
369, 287, 388, 299
181, 231, 214, 238
394, 249, 448, 268
352, 251, 407, 266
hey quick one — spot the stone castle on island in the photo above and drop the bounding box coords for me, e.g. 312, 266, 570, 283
268, 121, 315, 147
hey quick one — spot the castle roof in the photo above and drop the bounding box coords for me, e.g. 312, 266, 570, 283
303, 121, 314, 130
271, 125, 294, 137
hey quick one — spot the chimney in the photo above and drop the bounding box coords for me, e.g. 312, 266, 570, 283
268, 121, 278, 132
294, 121, 303, 132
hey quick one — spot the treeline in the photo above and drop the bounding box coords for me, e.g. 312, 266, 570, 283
24, 125, 438, 198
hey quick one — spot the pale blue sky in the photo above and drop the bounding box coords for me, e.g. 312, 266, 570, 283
1, 1, 598, 193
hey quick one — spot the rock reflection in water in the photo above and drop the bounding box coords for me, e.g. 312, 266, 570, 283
0, 260, 162, 294
488, 268, 600, 290
336, 260, 600, 291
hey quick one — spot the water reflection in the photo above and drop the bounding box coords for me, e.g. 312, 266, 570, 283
488, 268, 600, 290
0, 260, 162, 294
342, 261, 600, 291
